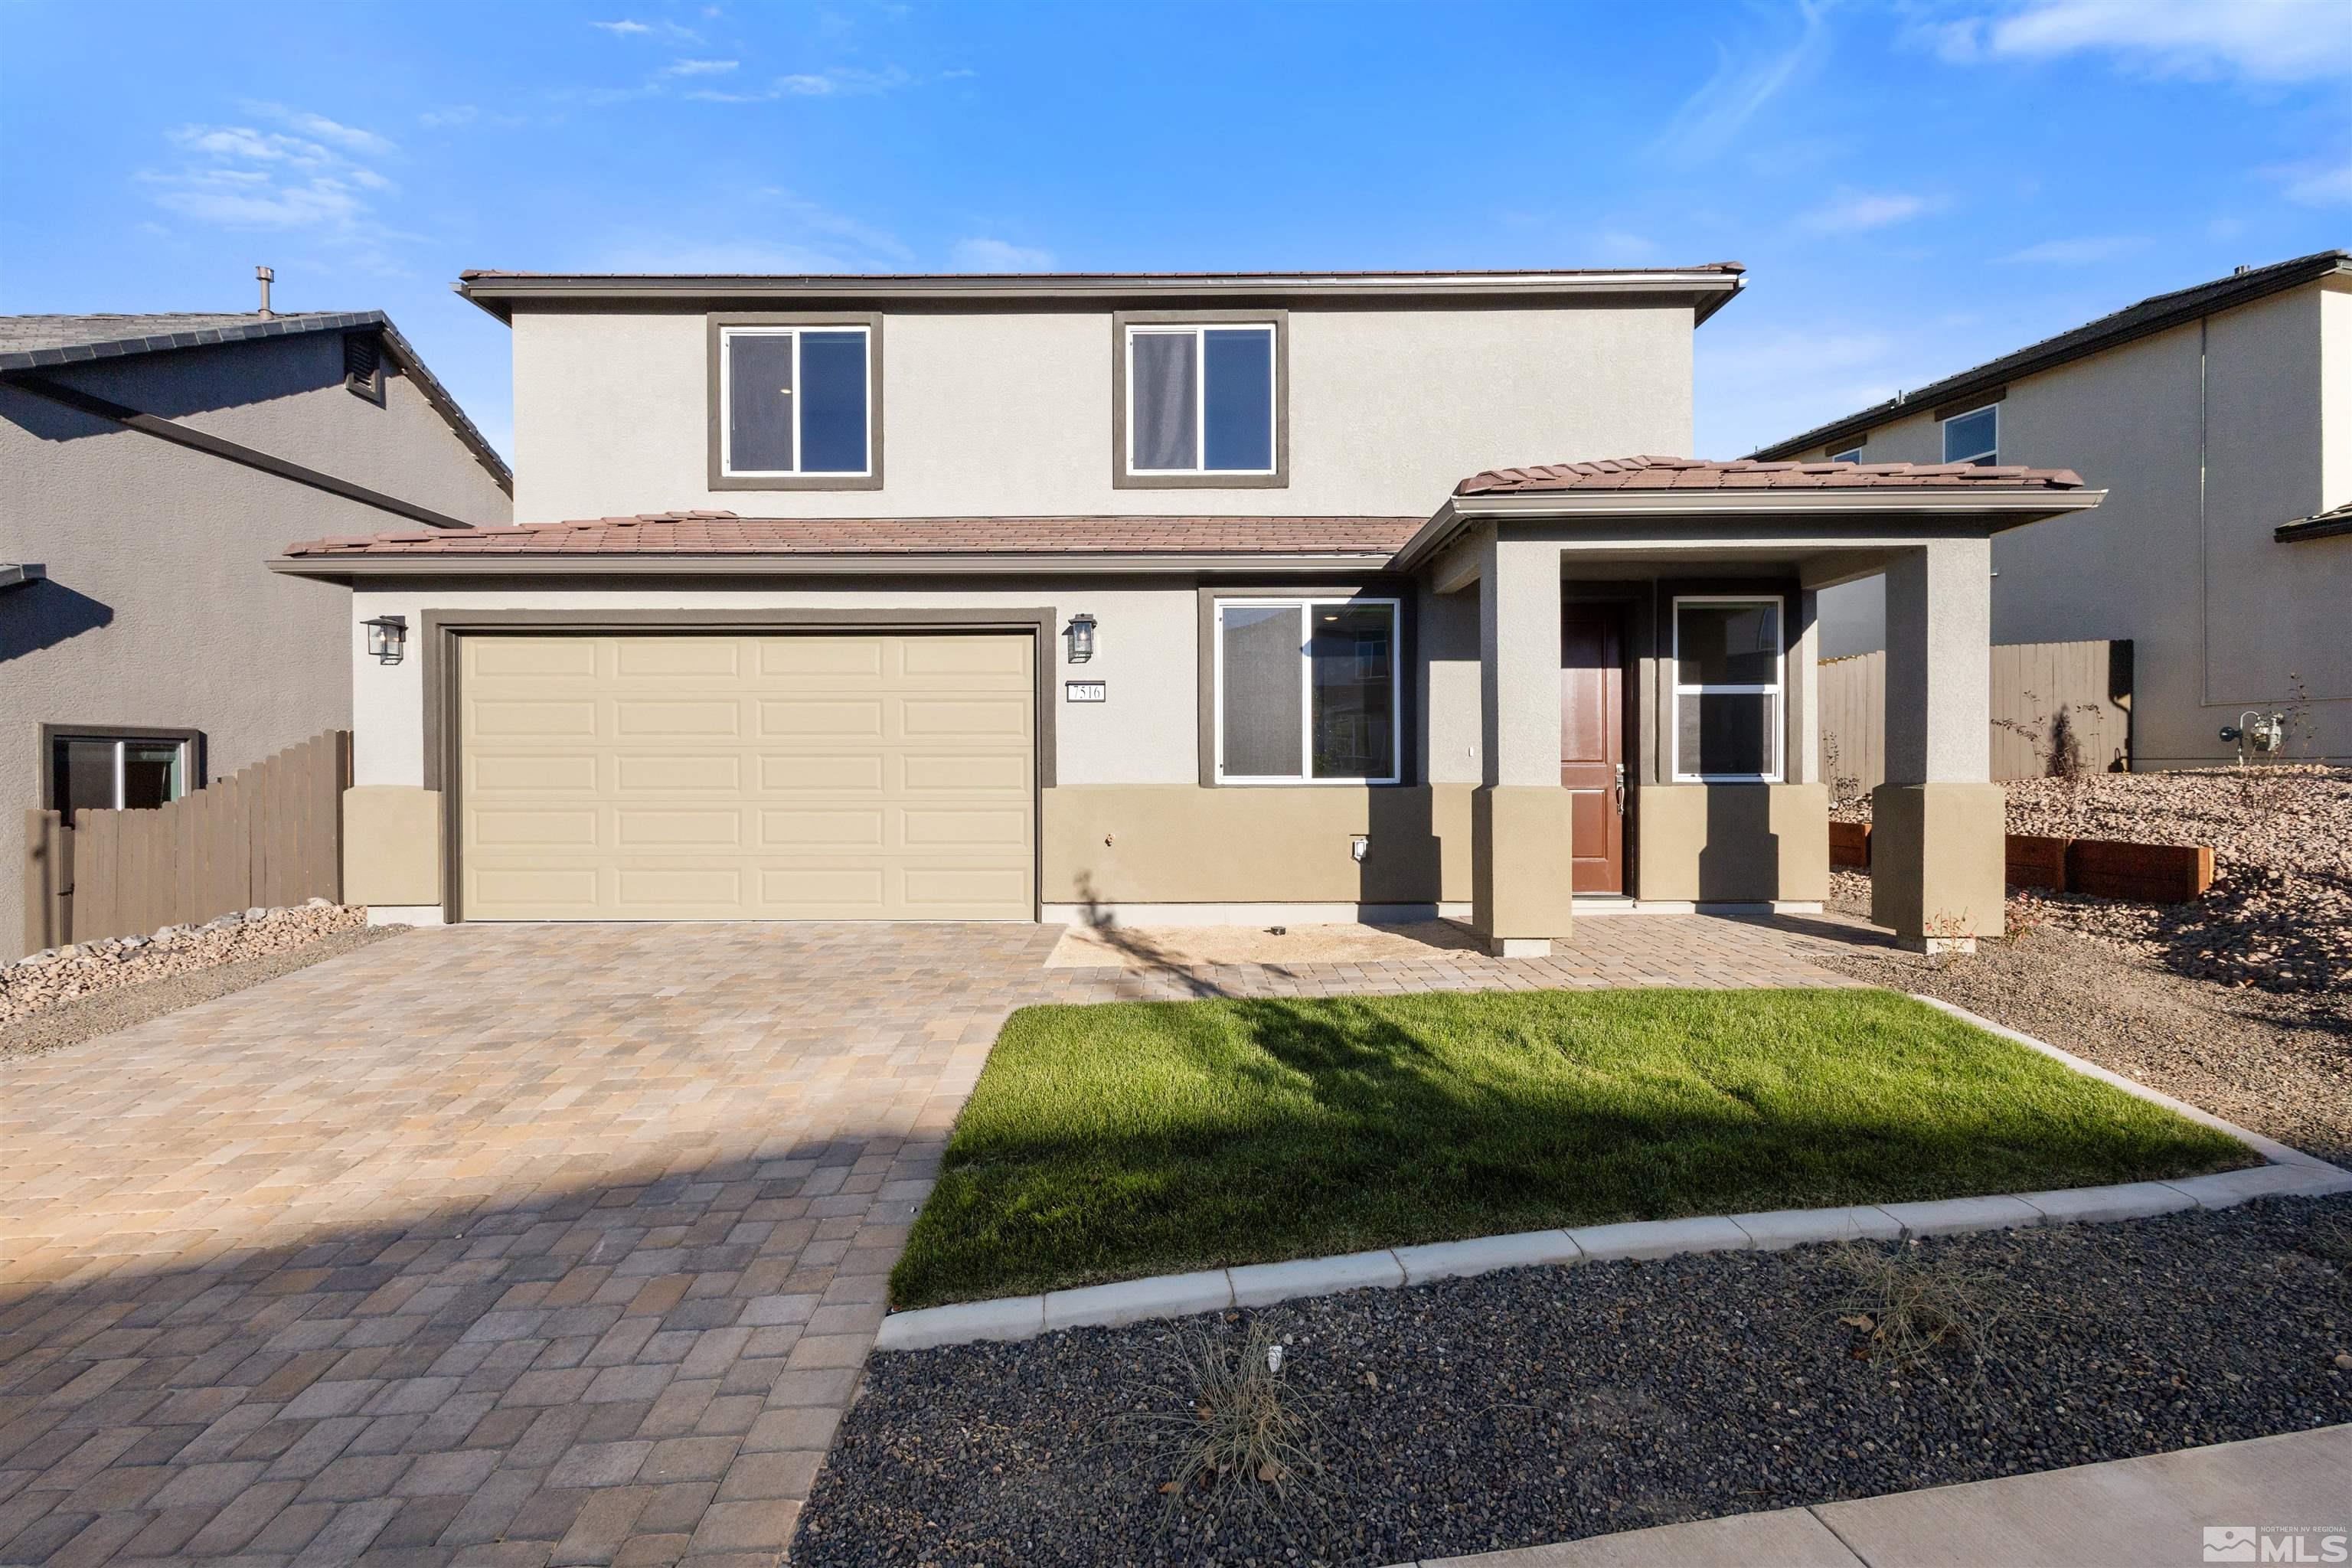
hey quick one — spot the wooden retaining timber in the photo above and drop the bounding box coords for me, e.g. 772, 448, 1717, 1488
18, 730, 350, 954
1831, 822, 2215, 905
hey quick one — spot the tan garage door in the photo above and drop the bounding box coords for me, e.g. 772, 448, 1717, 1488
459, 632, 1034, 921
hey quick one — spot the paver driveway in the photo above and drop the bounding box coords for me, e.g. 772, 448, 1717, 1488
0, 914, 1859, 1566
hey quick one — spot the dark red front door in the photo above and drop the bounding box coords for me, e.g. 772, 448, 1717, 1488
1560, 604, 1625, 895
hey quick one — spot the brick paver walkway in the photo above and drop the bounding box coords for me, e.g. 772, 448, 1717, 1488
0, 914, 1867, 1566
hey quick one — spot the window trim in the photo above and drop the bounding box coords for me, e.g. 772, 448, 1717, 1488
1211, 594, 1400, 786
1940, 402, 1999, 466
1112, 309, 1289, 490
1668, 595, 1785, 784
38, 724, 206, 815
706, 312, 885, 492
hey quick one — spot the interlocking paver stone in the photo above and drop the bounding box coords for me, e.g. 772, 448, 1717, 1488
1, 914, 1865, 1563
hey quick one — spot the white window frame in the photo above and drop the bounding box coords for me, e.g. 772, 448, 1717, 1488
1670, 594, 1785, 784
1214, 596, 1400, 786
1940, 403, 1999, 466
1830, 446, 1863, 463
53, 733, 189, 811
717, 324, 874, 479
1125, 322, 1279, 477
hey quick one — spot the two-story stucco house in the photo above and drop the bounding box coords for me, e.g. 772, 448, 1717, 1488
2, 306, 512, 959
1755, 249, 2351, 767
276, 265, 2102, 955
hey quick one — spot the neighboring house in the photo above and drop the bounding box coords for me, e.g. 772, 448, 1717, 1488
2, 308, 513, 959
276, 266, 2099, 956
1753, 249, 2352, 767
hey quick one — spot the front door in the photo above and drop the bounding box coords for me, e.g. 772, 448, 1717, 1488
1560, 603, 1625, 894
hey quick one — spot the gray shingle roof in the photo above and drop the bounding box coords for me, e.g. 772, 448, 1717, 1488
0, 309, 511, 492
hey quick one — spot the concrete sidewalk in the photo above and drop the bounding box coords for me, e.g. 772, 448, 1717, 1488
1411, 1425, 2350, 1568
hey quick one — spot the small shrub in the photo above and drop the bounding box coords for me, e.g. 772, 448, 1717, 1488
1834, 1243, 2010, 1373
1126, 1318, 1324, 1517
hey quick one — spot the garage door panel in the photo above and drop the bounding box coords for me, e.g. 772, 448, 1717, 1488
759, 809, 886, 848
472, 639, 599, 678
472, 809, 600, 848
461, 632, 1033, 922
616, 866, 746, 907
758, 753, 886, 792
616, 700, 743, 738
900, 697, 1028, 738
473, 753, 600, 794
615, 809, 743, 848
616, 638, 740, 677
616, 753, 743, 793
900, 753, 1026, 792
759, 699, 887, 738
472, 700, 599, 738
470, 866, 603, 911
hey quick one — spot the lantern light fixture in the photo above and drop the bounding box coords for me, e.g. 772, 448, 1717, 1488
1067, 612, 1097, 664
363, 614, 408, 665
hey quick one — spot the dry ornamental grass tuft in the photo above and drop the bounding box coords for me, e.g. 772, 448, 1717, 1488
1125, 1318, 1326, 1521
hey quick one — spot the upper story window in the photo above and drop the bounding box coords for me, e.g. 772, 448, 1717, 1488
1215, 597, 1398, 783
709, 315, 883, 490
1941, 403, 1999, 466
1115, 312, 1287, 488
1830, 446, 1863, 463
1671, 596, 1782, 783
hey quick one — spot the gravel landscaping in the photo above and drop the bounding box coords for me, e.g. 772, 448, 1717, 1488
797, 1194, 2352, 1567
1834, 766, 2352, 998
0, 902, 398, 1057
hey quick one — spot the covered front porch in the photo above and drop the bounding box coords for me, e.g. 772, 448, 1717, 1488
1398, 456, 2105, 956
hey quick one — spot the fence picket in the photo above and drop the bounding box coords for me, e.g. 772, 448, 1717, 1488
1821, 639, 2132, 793
17, 730, 351, 952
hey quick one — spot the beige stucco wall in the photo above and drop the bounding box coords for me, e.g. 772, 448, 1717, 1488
508, 302, 1696, 521
1632, 783, 1828, 903
1805, 278, 2351, 764
1044, 783, 1472, 906
0, 334, 511, 957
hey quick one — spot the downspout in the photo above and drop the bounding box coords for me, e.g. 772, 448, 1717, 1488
2198, 315, 2211, 709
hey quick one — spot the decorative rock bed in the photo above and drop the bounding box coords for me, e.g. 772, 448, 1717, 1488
1, 900, 371, 1025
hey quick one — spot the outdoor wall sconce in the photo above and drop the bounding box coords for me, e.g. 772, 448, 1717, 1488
1067, 612, 1097, 664
364, 614, 409, 665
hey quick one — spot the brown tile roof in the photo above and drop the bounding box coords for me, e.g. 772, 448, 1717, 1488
281, 511, 1424, 557
1456, 455, 2086, 495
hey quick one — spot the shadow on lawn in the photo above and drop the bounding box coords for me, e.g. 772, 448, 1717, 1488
894, 991, 2259, 1307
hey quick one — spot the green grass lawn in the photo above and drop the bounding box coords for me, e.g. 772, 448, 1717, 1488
891, 988, 2257, 1308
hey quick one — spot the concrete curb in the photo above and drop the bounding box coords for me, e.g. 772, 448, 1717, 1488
874, 998, 2352, 1355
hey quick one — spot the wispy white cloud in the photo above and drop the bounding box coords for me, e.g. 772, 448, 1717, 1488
1797, 189, 1937, 234
2269, 153, 2352, 206
1592, 230, 1661, 263
419, 105, 479, 129
1654, 0, 1830, 163
1926, 0, 2352, 83
661, 58, 737, 77
142, 110, 400, 241
1999, 234, 2145, 263
593, 18, 652, 34
241, 103, 398, 158
951, 237, 1054, 271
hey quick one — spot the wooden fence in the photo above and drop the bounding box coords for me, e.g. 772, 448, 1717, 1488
20, 730, 349, 954
1820, 639, 2132, 794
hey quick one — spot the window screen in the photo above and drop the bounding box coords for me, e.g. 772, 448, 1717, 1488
1217, 599, 1398, 782
1130, 324, 1276, 473
1672, 599, 1782, 782
722, 326, 871, 476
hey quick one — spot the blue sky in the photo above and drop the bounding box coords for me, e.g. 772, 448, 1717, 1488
3, 0, 2346, 474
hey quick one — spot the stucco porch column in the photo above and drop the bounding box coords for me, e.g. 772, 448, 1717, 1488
1872, 536, 2003, 952
1472, 534, 1574, 957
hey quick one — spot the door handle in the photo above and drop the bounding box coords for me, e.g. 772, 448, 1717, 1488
1612, 763, 1626, 815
